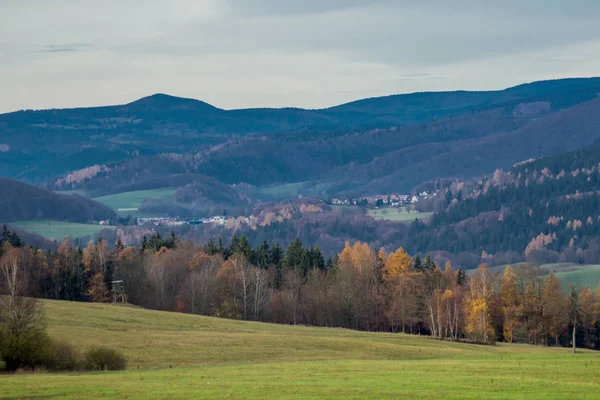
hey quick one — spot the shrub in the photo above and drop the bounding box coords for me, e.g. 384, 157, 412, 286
83, 347, 127, 371
0, 321, 54, 371
43, 341, 82, 372
0, 358, 5, 371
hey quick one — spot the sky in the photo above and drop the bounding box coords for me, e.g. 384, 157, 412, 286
1, 0, 600, 113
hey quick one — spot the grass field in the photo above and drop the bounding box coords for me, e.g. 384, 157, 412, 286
490, 263, 600, 289
93, 189, 176, 216
1, 300, 599, 399
9, 220, 115, 242
257, 182, 307, 197
367, 207, 433, 222
541, 263, 600, 289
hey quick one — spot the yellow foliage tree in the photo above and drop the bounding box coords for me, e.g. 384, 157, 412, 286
338, 241, 376, 273
384, 247, 412, 280
499, 266, 519, 343
88, 272, 110, 302
465, 265, 495, 343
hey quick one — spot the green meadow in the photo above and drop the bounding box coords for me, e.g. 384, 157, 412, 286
1, 300, 599, 399
93, 188, 177, 216
367, 207, 433, 222
9, 220, 115, 242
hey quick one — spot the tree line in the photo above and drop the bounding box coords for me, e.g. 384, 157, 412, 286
1, 226, 599, 350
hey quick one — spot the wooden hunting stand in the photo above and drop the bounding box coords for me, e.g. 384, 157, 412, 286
111, 280, 127, 304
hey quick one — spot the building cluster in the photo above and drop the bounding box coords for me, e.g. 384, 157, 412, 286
137, 217, 188, 227
331, 192, 431, 207
136, 215, 227, 227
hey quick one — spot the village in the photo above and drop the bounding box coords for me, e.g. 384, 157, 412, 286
135, 215, 228, 227
329, 191, 431, 207
113, 192, 434, 228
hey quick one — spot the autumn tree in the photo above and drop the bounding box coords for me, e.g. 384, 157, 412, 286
83, 239, 111, 302
499, 266, 519, 343
420, 261, 446, 338
542, 272, 568, 346
465, 265, 495, 344
568, 286, 580, 353
216, 254, 252, 320
441, 262, 464, 339
184, 252, 221, 314
578, 287, 597, 348
114, 246, 146, 305
382, 247, 418, 332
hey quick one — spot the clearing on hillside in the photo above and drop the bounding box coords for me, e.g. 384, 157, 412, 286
93, 188, 177, 216
367, 207, 433, 222
1, 299, 599, 399
9, 220, 115, 242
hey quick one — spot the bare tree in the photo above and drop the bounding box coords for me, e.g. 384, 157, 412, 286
250, 267, 270, 320
0, 245, 25, 309
186, 252, 221, 314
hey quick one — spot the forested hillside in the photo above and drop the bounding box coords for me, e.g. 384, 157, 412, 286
48, 96, 600, 196
2, 78, 600, 190
0, 177, 116, 223
407, 144, 600, 266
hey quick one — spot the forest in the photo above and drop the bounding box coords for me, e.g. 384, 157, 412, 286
2, 225, 598, 350
406, 143, 600, 266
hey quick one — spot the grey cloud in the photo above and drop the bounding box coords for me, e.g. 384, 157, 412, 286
225, 0, 391, 15
1, 0, 600, 113
135, 3, 600, 69
36, 43, 92, 53
226, 0, 600, 18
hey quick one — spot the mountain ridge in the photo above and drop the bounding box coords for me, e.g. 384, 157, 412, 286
2, 77, 600, 188
4, 77, 599, 115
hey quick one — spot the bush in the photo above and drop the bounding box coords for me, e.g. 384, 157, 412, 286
83, 347, 127, 371
0, 358, 5, 371
0, 321, 54, 371
43, 341, 82, 372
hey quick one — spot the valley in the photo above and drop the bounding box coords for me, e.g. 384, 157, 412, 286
3, 3, 600, 399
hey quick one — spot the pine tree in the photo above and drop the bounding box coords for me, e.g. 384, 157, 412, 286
206, 239, 218, 256
255, 241, 270, 269
283, 238, 304, 273
413, 255, 422, 271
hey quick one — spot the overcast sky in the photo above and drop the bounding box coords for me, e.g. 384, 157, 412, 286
1, 0, 600, 113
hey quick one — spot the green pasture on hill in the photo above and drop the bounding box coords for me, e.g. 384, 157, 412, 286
9, 220, 115, 242
367, 207, 433, 222
93, 188, 177, 216
1, 299, 599, 399
490, 263, 600, 290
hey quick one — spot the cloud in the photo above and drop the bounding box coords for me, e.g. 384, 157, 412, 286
0, 1, 599, 113
225, 0, 388, 16
36, 43, 93, 53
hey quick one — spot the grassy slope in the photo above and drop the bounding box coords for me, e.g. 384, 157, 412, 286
9, 220, 115, 242
2, 300, 600, 399
555, 266, 600, 289
487, 263, 600, 289
93, 189, 177, 215
367, 207, 433, 222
